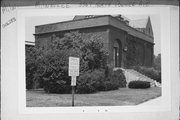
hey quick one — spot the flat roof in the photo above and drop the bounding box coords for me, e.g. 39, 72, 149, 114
35, 15, 153, 43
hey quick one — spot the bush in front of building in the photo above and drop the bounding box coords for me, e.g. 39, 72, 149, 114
76, 68, 126, 93
132, 66, 161, 83
103, 68, 126, 91
26, 46, 40, 89
39, 49, 72, 93
128, 81, 150, 89
43, 66, 71, 94
76, 70, 105, 93
112, 69, 127, 88
26, 46, 35, 89
43, 78, 71, 93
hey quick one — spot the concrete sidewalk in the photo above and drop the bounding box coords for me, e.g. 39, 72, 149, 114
138, 96, 162, 106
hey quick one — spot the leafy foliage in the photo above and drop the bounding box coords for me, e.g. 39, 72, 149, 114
103, 67, 126, 90
76, 67, 126, 94
153, 54, 161, 71
76, 70, 105, 93
26, 45, 42, 89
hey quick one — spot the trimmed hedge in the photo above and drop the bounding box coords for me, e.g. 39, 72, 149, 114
133, 66, 161, 83
128, 81, 150, 89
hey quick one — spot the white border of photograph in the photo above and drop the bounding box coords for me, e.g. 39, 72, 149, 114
17, 6, 172, 114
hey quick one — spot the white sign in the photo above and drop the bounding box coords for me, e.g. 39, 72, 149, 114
69, 57, 80, 76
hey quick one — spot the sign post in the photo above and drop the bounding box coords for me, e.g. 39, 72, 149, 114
71, 76, 76, 106
72, 85, 75, 106
69, 57, 79, 107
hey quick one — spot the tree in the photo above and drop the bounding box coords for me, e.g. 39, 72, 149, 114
153, 53, 161, 71
41, 31, 108, 93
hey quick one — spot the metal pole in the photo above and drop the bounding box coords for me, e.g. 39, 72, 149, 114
72, 86, 75, 106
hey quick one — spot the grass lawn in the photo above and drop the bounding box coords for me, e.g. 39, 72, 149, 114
26, 87, 161, 107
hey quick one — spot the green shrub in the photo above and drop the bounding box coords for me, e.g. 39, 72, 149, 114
42, 66, 72, 93
43, 78, 71, 93
76, 68, 126, 93
42, 67, 126, 94
26, 46, 38, 89
133, 66, 161, 83
42, 67, 127, 94
43, 69, 104, 94
76, 70, 105, 93
26, 72, 34, 90
112, 69, 127, 88
128, 81, 150, 89
104, 69, 126, 90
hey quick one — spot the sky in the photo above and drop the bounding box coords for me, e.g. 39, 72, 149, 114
26, 15, 160, 56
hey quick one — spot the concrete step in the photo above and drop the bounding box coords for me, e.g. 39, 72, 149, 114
126, 69, 154, 82
116, 68, 161, 88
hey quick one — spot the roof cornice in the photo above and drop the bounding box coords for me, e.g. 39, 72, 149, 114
35, 15, 154, 43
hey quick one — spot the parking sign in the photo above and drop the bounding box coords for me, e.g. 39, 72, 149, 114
69, 57, 80, 76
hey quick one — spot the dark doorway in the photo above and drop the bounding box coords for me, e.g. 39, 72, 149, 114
113, 39, 122, 67
113, 47, 118, 67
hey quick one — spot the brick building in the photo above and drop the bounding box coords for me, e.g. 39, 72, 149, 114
34, 15, 154, 68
